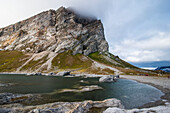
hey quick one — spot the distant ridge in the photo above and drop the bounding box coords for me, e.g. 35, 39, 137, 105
131, 61, 170, 68
155, 66, 170, 73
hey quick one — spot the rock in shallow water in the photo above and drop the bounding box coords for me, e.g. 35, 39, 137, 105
56, 71, 71, 76
0, 84, 9, 87
99, 75, 117, 82
58, 85, 103, 93
0, 93, 39, 105
0, 108, 11, 113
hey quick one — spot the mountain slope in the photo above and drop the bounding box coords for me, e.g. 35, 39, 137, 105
0, 7, 108, 55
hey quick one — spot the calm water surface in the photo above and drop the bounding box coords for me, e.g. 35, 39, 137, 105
0, 74, 164, 108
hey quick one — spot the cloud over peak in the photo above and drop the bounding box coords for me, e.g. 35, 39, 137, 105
111, 32, 170, 62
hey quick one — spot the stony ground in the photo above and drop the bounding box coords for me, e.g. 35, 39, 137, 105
120, 75, 170, 90
103, 105, 170, 113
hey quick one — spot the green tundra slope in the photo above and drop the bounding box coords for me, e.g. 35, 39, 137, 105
0, 50, 167, 76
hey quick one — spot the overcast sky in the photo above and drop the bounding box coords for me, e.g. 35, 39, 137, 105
0, 0, 170, 62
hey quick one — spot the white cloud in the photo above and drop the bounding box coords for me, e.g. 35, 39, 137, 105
0, 0, 60, 27
110, 32, 170, 62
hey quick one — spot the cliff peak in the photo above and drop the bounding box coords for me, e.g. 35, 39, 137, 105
0, 6, 108, 55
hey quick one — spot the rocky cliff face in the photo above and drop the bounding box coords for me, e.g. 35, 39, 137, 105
0, 7, 108, 55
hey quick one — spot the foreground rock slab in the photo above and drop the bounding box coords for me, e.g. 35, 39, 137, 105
1, 98, 123, 113
103, 104, 170, 113
0, 93, 40, 105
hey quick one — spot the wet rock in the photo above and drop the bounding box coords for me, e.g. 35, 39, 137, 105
48, 72, 56, 76
103, 104, 170, 113
99, 75, 117, 82
27, 98, 123, 113
79, 80, 89, 84
0, 93, 38, 105
34, 73, 42, 76
56, 71, 71, 76
0, 108, 12, 113
103, 107, 125, 113
59, 85, 103, 93
28, 73, 42, 76
0, 84, 9, 87
80, 80, 84, 83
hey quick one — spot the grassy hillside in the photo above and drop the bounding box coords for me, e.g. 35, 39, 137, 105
0, 50, 168, 76
88, 52, 167, 76
88, 52, 138, 69
0, 51, 30, 72
52, 51, 92, 70
21, 55, 48, 71
51, 51, 116, 75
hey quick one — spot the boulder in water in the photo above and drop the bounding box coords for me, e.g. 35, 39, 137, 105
99, 75, 117, 82
56, 71, 71, 76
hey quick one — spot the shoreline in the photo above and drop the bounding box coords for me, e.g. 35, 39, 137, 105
1, 73, 170, 110
120, 75, 170, 109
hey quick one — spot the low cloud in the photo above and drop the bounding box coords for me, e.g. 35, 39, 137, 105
111, 32, 170, 62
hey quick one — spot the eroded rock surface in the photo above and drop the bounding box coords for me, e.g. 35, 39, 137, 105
0, 98, 123, 113
0, 7, 108, 56
58, 85, 103, 93
103, 105, 170, 113
0, 93, 39, 105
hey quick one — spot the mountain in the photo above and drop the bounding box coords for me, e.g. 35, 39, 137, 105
0, 7, 108, 55
155, 66, 170, 73
0, 7, 160, 75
